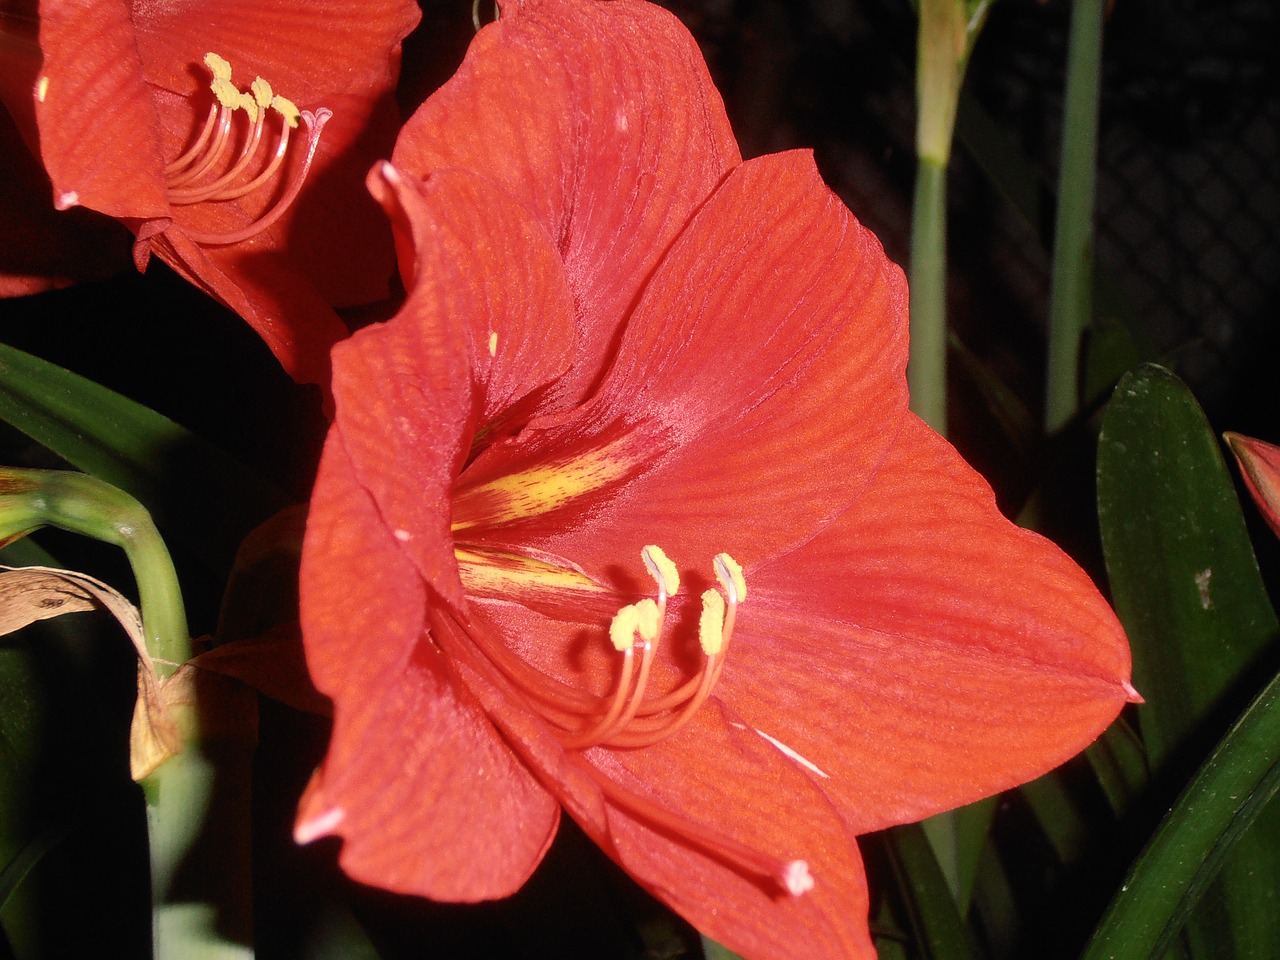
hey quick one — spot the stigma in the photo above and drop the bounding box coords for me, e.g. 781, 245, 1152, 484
164, 53, 331, 245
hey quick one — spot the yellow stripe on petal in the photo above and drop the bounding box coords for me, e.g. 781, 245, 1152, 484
453, 443, 636, 531
455, 547, 607, 600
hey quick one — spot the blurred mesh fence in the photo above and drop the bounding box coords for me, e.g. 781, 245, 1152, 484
669, 0, 1280, 420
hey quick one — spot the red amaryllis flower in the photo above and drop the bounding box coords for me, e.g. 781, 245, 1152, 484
0, 0, 420, 385
1226, 432, 1280, 539
294, 1, 1136, 956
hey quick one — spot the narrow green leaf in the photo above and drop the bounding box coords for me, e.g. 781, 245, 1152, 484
0, 342, 287, 575
701, 935, 747, 960
1081, 664, 1280, 960
887, 824, 979, 960
1085, 719, 1148, 818
1097, 363, 1280, 959
1044, 0, 1105, 433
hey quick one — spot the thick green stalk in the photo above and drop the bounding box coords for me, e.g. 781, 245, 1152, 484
910, 0, 994, 437
0, 469, 251, 959
910, 2, 995, 894
1044, 0, 1104, 433
909, 157, 951, 435
0, 470, 190, 669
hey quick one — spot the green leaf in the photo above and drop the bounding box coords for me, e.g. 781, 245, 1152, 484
1081, 662, 1280, 960
701, 935, 747, 960
0, 342, 287, 576
887, 824, 979, 960
1096, 363, 1280, 959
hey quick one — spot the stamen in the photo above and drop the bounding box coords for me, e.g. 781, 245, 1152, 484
698, 588, 727, 656
163, 53, 330, 246
183, 107, 331, 246
164, 104, 219, 175
714, 552, 747, 603
641, 544, 679, 599
455, 547, 744, 752
430, 607, 810, 898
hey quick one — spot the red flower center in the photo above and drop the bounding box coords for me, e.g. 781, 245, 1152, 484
443, 545, 813, 896
465, 545, 743, 750
164, 53, 330, 245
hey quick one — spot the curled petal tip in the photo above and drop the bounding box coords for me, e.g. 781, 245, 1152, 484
294, 805, 346, 845
377, 160, 403, 186
1122, 679, 1144, 704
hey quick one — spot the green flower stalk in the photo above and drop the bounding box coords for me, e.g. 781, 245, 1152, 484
0, 468, 252, 960
0, 468, 189, 671
1044, 0, 1105, 434
909, 0, 994, 436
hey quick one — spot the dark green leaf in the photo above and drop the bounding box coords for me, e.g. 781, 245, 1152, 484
887, 824, 979, 960
1081, 664, 1280, 960
1096, 363, 1280, 959
0, 343, 287, 576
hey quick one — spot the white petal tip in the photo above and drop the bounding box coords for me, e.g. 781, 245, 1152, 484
56, 190, 79, 210
294, 806, 345, 844
377, 161, 402, 185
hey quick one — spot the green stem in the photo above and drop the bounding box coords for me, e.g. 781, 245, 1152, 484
2, 470, 190, 671
910, 0, 994, 437
0, 468, 251, 959
1044, 0, 1104, 434
909, 156, 951, 435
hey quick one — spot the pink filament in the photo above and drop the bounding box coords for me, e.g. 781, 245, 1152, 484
163, 94, 331, 246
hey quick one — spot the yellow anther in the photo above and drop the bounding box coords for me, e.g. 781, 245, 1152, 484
210, 76, 244, 111
609, 604, 641, 651
641, 545, 679, 597
271, 95, 301, 128
714, 553, 747, 603
250, 77, 274, 109
203, 52, 233, 82
634, 598, 660, 642
239, 91, 260, 123
699, 589, 727, 655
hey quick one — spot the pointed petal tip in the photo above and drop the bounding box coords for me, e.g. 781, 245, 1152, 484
364, 159, 406, 205
294, 803, 346, 845
55, 190, 80, 210
1223, 431, 1280, 538
1122, 679, 1144, 704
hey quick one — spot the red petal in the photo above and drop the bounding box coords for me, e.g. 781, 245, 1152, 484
0, 109, 131, 295
722, 416, 1134, 832
587, 705, 876, 960
129, 0, 420, 308
458, 151, 908, 579
148, 226, 349, 388
393, 0, 741, 407
36, 0, 169, 219
298, 435, 560, 899
128, 0, 419, 105
1226, 432, 1280, 540
433, 604, 876, 960
329, 163, 578, 604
